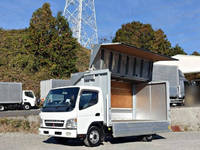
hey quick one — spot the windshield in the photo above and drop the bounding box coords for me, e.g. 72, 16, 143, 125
42, 87, 80, 112
25, 91, 34, 98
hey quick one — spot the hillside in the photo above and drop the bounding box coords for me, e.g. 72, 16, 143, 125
0, 28, 90, 98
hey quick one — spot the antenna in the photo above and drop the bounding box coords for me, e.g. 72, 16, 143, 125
63, 0, 98, 48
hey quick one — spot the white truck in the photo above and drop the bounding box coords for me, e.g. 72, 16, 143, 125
40, 79, 71, 103
39, 43, 173, 147
153, 64, 186, 106
0, 82, 36, 111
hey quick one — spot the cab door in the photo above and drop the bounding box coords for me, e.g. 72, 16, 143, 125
77, 90, 103, 134
23, 90, 36, 107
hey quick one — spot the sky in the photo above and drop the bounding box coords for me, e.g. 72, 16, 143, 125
0, 0, 200, 54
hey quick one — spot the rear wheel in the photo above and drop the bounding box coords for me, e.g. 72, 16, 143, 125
23, 104, 30, 110
84, 126, 102, 147
0, 105, 5, 111
141, 135, 153, 142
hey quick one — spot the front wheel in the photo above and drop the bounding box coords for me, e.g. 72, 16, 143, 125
84, 126, 102, 147
23, 104, 31, 110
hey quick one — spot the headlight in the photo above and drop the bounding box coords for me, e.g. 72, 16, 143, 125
66, 118, 77, 129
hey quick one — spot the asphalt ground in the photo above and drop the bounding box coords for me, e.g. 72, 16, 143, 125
0, 109, 40, 117
0, 132, 200, 150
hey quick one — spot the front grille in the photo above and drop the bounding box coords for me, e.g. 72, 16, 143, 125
55, 132, 62, 135
45, 123, 63, 127
45, 120, 64, 128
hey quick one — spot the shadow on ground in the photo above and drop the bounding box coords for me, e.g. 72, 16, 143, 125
43, 137, 105, 146
153, 134, 166, 140
108, 134, 165, 144
43, 137, 84, 146
43, 134, 165, 146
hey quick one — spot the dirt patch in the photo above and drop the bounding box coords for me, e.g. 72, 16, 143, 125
171, 125, 182, 132
0, 118, 39, 134
171, 107, 200, 131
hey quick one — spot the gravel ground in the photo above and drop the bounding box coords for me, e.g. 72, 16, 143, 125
0, 132, 200, 150
0, 109, 40, 117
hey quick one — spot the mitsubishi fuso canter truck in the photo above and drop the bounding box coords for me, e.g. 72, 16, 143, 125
39, 43, 174, 147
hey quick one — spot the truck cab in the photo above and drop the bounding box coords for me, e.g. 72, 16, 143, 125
22, 90, 36, 110
39, 86, 104, 146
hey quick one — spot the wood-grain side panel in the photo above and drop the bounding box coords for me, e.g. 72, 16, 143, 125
111, 81, 133, 108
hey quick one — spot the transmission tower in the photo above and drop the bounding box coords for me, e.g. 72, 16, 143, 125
63, 0, 98, 48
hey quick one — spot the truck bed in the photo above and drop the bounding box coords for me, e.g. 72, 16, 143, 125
0, 82, 22, 104
111, 120, 170, 138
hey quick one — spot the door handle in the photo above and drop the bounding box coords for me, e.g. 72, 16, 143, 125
95, 113, 100, 116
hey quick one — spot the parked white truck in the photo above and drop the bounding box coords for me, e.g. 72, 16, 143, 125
40, 79, 71, 103
39, 43, 174, 146
0, 82, 36, 111
153, 64, 186, 106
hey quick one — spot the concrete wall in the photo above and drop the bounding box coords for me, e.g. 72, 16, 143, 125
171, 107, 200, 131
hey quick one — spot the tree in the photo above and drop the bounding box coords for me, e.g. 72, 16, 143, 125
25, 3, 56, 72
113, 21, 186, 56
49, 12, 79, 76
192, 51, 200, 56
170, 44, 186, 56
25, 3, 79, 77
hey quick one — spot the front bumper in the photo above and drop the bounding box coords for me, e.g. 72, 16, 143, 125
170, 98, 184, 104
30, 100, 36, 107
39, 127, 77, 138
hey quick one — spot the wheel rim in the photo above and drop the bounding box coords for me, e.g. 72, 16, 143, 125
0, 105, 4, 111
89, 130, 100, 144
25, 105, 30, 110
147, 135, 152, 140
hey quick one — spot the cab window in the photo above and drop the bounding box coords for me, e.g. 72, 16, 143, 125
79, 91, 98, 110
25, 91, 34, 98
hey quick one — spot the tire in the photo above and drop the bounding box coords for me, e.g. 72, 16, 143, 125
141, 135, 153, 142
84, 126, 102, 147
0, 105, 5, 111
23, 104, 31, 110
